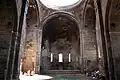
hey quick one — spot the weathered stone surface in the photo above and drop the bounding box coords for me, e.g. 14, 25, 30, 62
1, 0, 120, 79
0, 0, 14, 79
21, 2, 39, 74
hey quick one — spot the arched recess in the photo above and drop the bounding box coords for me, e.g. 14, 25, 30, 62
83, 0, 99, 73
18, 0, 41, 76
40, 12, 81, 74
0, 0, 18, 79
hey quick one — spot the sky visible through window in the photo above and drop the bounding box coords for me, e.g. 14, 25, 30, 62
40, 0, 81, 8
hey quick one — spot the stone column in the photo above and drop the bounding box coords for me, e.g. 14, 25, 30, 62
94, 0, 113, 79
95, 8, 104, 74
12, 1, 28, 80
36, 29, 42, 74
5, 31, 18, 80
79, 18, 85, 73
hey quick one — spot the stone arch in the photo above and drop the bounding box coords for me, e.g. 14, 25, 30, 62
82, 0, 99, 73
41, 11, 80, 30
19, 0, 41, 76
41, 12, 80, 53
40, 11, 81, 74
27, 0, 40, 26
83, 0, 95, 23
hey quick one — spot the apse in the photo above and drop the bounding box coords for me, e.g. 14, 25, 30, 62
41, 15, 80, 74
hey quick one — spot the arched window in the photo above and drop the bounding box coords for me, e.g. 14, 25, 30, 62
59, 53, 63, 62
69, 54, 71, 62
50, 53, 53, 62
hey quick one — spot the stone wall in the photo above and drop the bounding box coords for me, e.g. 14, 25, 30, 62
21, 3, 40, 74
83, 6, 98, 72
0, 0, 27, 79
0, 0, 106, 77
110, 14, 120, 79
38, 1, 99, 73
0, 0, 15, 79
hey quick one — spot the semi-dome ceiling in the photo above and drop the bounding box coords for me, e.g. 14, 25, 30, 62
40, 0, 82, 9
43, 15, 79, 43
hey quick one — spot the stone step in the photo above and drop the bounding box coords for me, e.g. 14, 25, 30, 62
45, 70, 81, 75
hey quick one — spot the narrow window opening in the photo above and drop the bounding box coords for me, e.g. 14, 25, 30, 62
69, 54, 71, 62
59, 53, 63, 62
51, 53, 53, 62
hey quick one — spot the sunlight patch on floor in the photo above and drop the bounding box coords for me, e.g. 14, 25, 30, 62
19, 74, 53, 80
